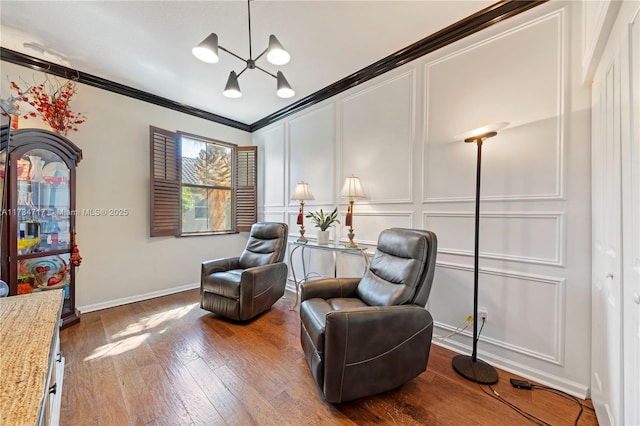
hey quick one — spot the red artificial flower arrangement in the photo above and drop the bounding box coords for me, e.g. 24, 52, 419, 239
9, 77, 86, 135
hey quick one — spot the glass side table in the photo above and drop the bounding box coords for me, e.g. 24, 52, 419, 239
288, 241, 370, 310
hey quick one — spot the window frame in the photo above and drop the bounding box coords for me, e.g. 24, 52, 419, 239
149, 126, 257, 237
178, 131, 237, 236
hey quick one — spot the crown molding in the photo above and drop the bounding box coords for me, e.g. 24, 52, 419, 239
249, 0, 546, 131
1, 0, 545, 134
0, 47, 251, 132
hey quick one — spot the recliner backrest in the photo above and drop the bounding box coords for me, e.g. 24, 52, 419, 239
407, 229, 438, 306
356, 228, 437, 306
238, 222, 288, 269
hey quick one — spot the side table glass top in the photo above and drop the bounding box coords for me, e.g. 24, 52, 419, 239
291, 241, 367, 253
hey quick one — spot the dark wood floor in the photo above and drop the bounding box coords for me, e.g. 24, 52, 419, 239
59, 289, 598, 425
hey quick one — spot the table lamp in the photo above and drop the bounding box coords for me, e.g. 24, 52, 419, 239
340, 174, 366, 248
291, 181, 314, 243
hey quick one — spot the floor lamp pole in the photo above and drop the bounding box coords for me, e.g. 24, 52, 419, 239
452, 130, 499, 384
472, 137, 482, 362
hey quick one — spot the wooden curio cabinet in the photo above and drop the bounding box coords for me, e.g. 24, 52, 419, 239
1, 126, 82, 327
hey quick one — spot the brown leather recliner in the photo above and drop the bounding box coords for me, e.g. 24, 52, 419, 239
201, 222, 288, 321
299, 228, 437, 403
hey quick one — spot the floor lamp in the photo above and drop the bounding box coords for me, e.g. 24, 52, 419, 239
451, 128, 500, 385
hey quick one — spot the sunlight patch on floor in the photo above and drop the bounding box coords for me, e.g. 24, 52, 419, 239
84, 333, 150, 361
83, 303, 199, 361
111, 303, 199, 339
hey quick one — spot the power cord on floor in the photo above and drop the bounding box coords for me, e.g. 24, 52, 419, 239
472, 318, 551, 426
510, 379, 595, 426
479, 384, 552, 426
472, 319, 586, 426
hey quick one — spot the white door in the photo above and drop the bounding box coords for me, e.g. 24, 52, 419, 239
622, 7, 640, 425
591, 50, 623, 426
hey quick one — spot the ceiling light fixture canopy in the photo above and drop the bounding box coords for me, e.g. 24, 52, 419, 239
192, 0, 294, 99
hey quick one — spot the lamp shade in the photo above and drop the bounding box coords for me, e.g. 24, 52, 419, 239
223, 71, 242, 98
276, 71, 295, 98
192, 33, 219, 63
460, 122, 509, 142
291, 181, 315, 201
340, 174, 366, 199
267, 35, 290, 65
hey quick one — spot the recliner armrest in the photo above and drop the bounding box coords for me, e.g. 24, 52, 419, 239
201, 257, 240, 277
300, 278, 361, 302
325, 305, 433, 348
240, 262, 288, 281
238, 262, 289, 320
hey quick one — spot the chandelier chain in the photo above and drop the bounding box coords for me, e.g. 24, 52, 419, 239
247, 0, 253, 59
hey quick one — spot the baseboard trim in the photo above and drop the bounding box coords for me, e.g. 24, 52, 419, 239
434, 339, 590, 399
286, 277, 297, 294
77, 283, 200, 314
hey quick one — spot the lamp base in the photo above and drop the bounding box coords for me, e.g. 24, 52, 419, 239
297, 227, 308, 243
346, 228, 357, 248
452, 354, 499, 384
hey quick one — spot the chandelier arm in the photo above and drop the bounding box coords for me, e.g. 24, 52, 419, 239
194, 0, 292, 97
247, 0, 253, 59
254, 47, 269, 62
218, 45, 247, 63
236, 66, 250, 78
255, 65, 277, 79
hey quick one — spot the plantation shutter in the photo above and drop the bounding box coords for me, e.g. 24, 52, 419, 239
150, 126, 181, 237
236, 146, 257, 232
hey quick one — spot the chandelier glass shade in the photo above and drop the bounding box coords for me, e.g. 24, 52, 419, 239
192, 0, 294, 99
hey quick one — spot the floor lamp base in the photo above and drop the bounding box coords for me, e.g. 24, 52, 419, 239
452, 354, 499, 384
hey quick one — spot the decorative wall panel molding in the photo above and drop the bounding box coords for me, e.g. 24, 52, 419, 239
250, 2, 544, 131
336, 211, 413, 246
340, 71, 416, 204
255, 125, 286, 207
263, 211, 286, 224
433, 261, 566, 365
423, 10, 566, 203
424, 211, 565, 266
0, 1, 546, 132
288, 104, 336, 206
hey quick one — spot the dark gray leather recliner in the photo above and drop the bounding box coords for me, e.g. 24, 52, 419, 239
201, 222, 288, 321
299, 228, 437, 403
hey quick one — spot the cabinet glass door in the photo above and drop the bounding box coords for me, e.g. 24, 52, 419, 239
17, 253, 72, 312
15, 148, 73, 314
17, 149, 71, 256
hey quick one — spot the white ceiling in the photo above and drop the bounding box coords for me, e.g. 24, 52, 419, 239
0, 1, 495, 126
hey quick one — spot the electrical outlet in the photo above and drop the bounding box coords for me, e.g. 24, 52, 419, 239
478, 307, 488, 321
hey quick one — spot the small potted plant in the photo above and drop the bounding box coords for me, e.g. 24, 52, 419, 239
306, 207, 340, 244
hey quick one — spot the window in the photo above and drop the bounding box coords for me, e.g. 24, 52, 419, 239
193, 195, 208, 220
150, 126, 257, 237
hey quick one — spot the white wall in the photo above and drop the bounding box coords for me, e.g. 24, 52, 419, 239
1, 61, 252, 312
255, 1, 593, 397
